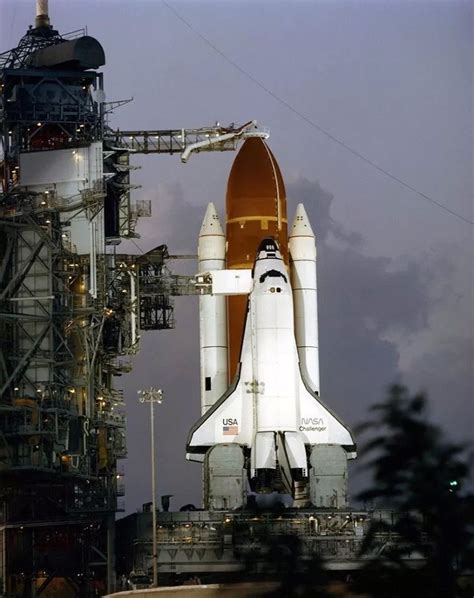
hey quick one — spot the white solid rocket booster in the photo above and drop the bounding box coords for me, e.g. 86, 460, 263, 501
198, 203, 228, 414
289, 204, 320, 395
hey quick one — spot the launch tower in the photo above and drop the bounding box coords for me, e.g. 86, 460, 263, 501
0, 5, 123, 596
0, 2, 266, 595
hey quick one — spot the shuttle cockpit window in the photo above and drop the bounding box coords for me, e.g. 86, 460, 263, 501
259, 270, 287, 284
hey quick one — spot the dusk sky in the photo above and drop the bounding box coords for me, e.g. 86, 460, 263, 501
1, 0, 472, 513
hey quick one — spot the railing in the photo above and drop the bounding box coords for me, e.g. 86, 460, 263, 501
95, 410, 126, 427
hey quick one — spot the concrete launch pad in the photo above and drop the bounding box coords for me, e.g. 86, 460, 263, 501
105, 583, 279, 598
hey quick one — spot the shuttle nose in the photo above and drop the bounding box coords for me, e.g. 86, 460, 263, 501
256, 238, 284, 262
257, 238, 279, 256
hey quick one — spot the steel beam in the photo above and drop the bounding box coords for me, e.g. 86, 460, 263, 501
0, 321, 50, 397
0, 237, 45, 301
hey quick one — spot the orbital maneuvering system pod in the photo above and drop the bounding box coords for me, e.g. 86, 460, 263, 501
187, 139, 356, 510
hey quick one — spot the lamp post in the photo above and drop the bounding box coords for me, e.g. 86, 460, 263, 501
138, 387, 163, 587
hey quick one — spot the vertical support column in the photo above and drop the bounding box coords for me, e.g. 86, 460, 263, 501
106, 514, 115, 594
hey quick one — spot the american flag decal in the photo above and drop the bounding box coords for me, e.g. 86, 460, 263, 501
223, 425, 238, 435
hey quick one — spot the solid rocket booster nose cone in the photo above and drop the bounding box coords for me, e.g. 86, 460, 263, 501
289, 203, 315, 238
200, 202, 224, 237
199, 203, 225, 265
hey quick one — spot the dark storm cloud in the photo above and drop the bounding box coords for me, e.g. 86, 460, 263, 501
397, 240, 473, 442
287, 177, 363, 248
136, 182, 203, 254
404, 336, 473, 442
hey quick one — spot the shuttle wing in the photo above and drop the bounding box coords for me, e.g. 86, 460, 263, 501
186, 371, 253, 460
297, 372, 356, 453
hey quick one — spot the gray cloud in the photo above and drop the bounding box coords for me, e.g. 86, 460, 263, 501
404, 336, 473, 443
394, 241, 473, 443
131, 182, 203, 254
288, 177, 364, 248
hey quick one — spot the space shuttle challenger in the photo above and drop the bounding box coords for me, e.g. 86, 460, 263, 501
187, 138, 356, 510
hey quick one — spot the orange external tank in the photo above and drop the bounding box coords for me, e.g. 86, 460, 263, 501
225, 138, 288, 382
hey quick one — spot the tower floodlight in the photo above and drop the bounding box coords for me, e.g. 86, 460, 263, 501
138, 387, 164, 587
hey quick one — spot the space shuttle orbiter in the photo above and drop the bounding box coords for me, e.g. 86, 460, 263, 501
186, 139, 355, 502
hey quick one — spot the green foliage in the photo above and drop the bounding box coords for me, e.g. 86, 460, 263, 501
240, 530, 333, 597
353, 384, 474, 598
